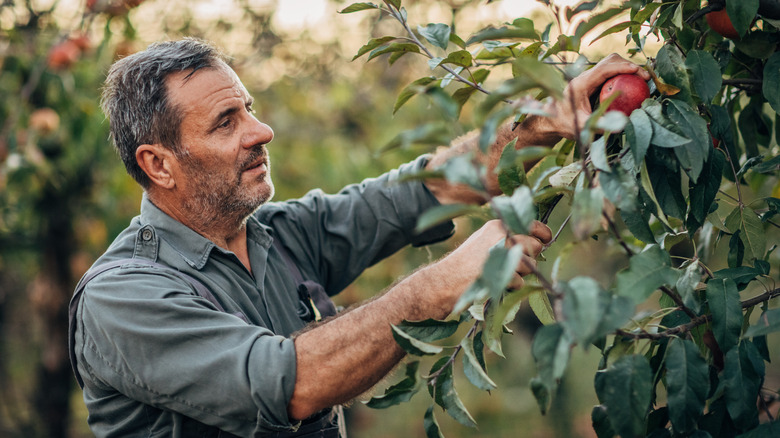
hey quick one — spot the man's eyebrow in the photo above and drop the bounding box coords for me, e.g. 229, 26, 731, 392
214, 106, 239, 123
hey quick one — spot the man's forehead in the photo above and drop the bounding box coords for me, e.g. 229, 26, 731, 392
165, 64, 249, 109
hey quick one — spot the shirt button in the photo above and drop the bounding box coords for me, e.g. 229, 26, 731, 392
141, 229, 153, 241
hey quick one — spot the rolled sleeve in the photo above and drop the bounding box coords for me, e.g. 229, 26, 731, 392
76, 266, 299, 436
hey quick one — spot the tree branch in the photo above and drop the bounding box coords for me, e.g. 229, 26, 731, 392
617, 287, 780, 340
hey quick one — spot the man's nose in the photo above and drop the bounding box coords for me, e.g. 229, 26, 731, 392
243, 117, 274, 149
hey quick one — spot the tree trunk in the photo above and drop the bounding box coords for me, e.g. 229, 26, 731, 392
31, 188, 75, 438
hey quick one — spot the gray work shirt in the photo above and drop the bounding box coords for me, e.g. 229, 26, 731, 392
71, 156, 454, 437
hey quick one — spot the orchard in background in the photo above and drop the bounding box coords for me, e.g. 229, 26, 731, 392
342, 1, 780, 437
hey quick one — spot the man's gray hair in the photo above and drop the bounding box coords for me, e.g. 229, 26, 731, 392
101, 38, 228, 188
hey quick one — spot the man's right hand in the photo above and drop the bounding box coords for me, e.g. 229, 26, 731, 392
438, 219, 552, 305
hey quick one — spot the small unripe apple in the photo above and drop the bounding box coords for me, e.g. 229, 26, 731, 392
598, 74, 650, 116
706, 9, 740, 39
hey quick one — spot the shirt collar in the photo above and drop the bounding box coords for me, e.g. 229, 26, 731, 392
139, 193, 273, 270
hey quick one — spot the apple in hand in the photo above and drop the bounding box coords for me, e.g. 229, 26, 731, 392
598, 74, 650, 116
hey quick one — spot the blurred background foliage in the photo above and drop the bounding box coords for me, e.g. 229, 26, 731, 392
0, 0, 687, 437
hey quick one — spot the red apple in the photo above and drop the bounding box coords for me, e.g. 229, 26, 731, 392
47, 39, 81, 70
599, 74, 650, 116
706, 9, 740, 39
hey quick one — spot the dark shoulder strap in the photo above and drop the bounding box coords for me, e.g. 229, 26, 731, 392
68, 258, 238, 389
272, 238, 304, 285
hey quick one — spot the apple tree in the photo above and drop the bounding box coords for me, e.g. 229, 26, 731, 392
341, 1, 780, 437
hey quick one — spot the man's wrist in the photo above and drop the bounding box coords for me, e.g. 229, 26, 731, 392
514, 113, 566, 146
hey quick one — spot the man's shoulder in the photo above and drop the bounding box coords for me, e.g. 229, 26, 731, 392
92, 216, 143, 266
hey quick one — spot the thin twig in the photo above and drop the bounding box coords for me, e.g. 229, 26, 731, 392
425, 322, 479, 382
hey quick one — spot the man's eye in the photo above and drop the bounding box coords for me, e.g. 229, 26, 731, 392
219, 119, 232, 129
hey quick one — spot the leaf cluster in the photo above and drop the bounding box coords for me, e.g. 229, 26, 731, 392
344, 1, 780, 436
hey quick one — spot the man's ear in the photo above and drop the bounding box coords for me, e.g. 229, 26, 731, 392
136, 144, 177, 189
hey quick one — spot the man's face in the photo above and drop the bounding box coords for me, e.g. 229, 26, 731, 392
165, 64, 275, 224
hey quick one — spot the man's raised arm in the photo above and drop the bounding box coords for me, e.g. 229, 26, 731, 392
425, 54, 651, 205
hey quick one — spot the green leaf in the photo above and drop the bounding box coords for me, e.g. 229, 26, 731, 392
491, 185, 537, 235
676, 262, 703, 314
655, 44, 691, 102
706, 278, 742, 353
339, 2, 379, 13
495, 138, 525, 195
591, 21, 638, 45
714, 264, 769, 289
647, 151, 687, 219
418, 23, 450, 50
726, 0, 759, 38
626, 109, 653, 163
571, 186, 605, 241
574, 6, 627, 40
736, 419, 780, 438
561, 277, 633, 347
687, 147, 725, 234
665, 338, 709, 433
595, 355, 652, 438
649, 119, 692, 148
764, 52, 780, 114
615, 245, 679, 305
510, 56, 566, 99
438, 50, 472, 68
465, 25, 538, 45
416, 203, 482, 234
589, 136, 609, 172
666, 99, 710, 182
685, 50, 722, 104
734, 31, 778, 59
530, 323, 572, 413
423, 405, 445, 438
393, 76, 438, 114
425, 87, 459, 120
752, 155, 780, 174
724, 341, 763, 430
431, 362, 477, 427
394, 319, 460, 343
391, 324, 444, 356
367, 42, 420, 62
449, 32, 466, 49
461, 336, 497, 391
743, 308, 780, 338
353, 36, 397, 60
633, 2, 662, 24
528, 290, 555, 325
599, 167, 639, 214
453, 242, 524, 314
482, 287, 533, 358
365, 361, 421, 408
725, 206, 766, 262
591, 405, 616, 438
381, 122, 451, 152
738, 96, 770, 157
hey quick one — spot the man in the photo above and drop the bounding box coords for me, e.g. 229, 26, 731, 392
68, 38, 648, 437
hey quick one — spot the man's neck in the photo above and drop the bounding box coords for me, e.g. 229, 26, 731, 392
147, 190, 253, 273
